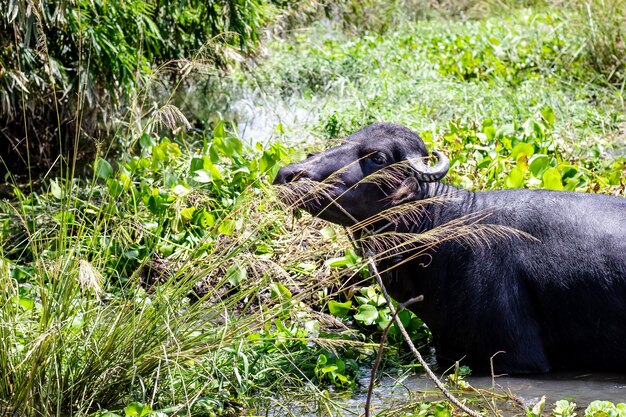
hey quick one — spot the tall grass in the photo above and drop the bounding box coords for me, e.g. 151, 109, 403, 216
0, 169, 376, 415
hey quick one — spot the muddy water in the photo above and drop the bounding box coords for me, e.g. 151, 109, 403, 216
469, 372, 626, 405
330, 372, 626, 416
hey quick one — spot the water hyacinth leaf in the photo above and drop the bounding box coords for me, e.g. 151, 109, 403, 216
328, 300, 352, 317
354, 296, 369, 306
124, 402, 152, 417
505, 167, 525, 189
354, 304, 379, 326
376, 310, 391, 329
511, 142, 535, 160
542, 168, 564, 190
529, 154, 552, 178
95, 157, 114, 180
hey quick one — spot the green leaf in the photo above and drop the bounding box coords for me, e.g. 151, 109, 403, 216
270, 282, 292, 300
50, 179, 63, 199
525, 396, 545, 417
172, 184, 190, 196
98, 412, 122, 417
540, 106, 555, 126
192, 169, 213, 183
213, 120, 226, 140
316, 353, 328, 366
12, 296, 34, 310
529, 155, 552, 178
505, 167, 525, 189
320, 226, 336, 240
180, 206, 196, 221
434, 404, 452, 417
95, 157, 113, 180
328, 300, 352, 317
553, 400, 576, 417
511, 142, 534, 160
325, 256, 349, 268
218, 219, 235, 236
124, 402, 151, 417
354, 304, 379, 326
226, 264, 247, 286
107, 178, 124, 198
542, 167, 563, 190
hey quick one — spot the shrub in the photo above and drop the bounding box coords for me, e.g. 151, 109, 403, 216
0, 0, 272, 178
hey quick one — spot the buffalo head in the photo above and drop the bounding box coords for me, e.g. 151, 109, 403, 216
273, 123, 449, 226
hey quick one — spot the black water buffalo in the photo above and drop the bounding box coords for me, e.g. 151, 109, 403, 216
273, 122, 626, 373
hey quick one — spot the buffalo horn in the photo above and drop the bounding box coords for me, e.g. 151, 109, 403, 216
408, 151, 450, 182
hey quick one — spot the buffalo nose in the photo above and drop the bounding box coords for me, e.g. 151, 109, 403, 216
273, 165, 308, 185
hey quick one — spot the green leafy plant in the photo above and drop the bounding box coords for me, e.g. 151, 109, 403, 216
314, 352, 358, 388
553, 400, 577, 417
585, 401, 626, 417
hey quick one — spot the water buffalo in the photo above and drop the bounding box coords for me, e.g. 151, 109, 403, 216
273, 122, 626, 373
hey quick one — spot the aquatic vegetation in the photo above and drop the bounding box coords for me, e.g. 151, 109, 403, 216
2, 0, 626, 415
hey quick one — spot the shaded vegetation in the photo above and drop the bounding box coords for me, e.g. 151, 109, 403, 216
0, 0, 272, 177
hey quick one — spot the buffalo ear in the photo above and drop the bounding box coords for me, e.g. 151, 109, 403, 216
390, 176, 420, 205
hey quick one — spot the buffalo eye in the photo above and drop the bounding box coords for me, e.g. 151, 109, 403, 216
369, 154, 386, 165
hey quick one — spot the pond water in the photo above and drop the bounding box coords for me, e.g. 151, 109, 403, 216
231, 93, 319, 146
332, 372, 626, 416
468, 372, 626, 405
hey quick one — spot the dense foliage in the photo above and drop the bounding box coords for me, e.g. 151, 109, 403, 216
1, 0, 626, 416
0, 0, 273, 176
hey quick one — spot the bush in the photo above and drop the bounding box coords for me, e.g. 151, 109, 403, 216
0, 0, 273, 178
